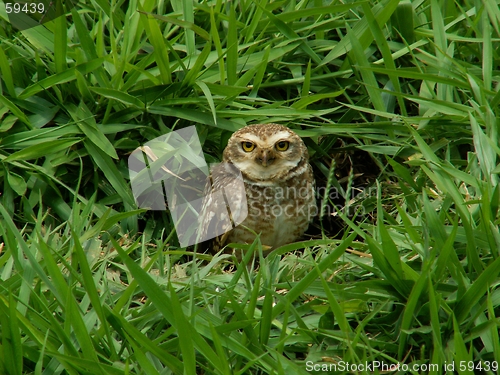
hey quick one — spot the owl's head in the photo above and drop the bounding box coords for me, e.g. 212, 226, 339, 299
223, 123, 309, 182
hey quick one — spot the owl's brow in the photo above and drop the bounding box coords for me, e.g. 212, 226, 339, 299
236, 134, 261, 143
236, 131, 293, 147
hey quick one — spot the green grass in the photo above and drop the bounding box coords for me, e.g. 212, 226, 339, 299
1, 0, 500, 373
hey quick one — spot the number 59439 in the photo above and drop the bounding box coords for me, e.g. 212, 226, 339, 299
5, 2, 45, 14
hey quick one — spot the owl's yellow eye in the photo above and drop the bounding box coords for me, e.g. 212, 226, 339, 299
275, 141, 289, 151
242, 141, 255, 152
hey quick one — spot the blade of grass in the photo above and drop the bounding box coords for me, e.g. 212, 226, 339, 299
271, 233, 356, 319
112, 238, 224, 370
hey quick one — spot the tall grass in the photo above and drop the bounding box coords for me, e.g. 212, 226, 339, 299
0, 0, 499, 373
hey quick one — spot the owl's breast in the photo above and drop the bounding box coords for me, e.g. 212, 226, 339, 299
227, 175, 316, 248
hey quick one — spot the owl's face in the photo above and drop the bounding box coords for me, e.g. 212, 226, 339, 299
223, 124, 308, 182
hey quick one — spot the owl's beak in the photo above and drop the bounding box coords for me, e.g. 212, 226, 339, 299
258, 150, 275, 167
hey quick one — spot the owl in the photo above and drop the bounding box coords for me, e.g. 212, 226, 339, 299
199, 123, 317, 255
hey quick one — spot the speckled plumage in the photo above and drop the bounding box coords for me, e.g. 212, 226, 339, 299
201, 124, 316, 254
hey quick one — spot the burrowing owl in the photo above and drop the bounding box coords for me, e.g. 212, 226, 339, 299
201, 123, 316, 253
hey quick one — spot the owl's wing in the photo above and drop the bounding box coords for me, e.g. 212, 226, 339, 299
198, 162, 248, 252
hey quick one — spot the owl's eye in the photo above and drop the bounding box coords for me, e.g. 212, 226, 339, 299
275, 141, 289, 151
242, 141, 256, 152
